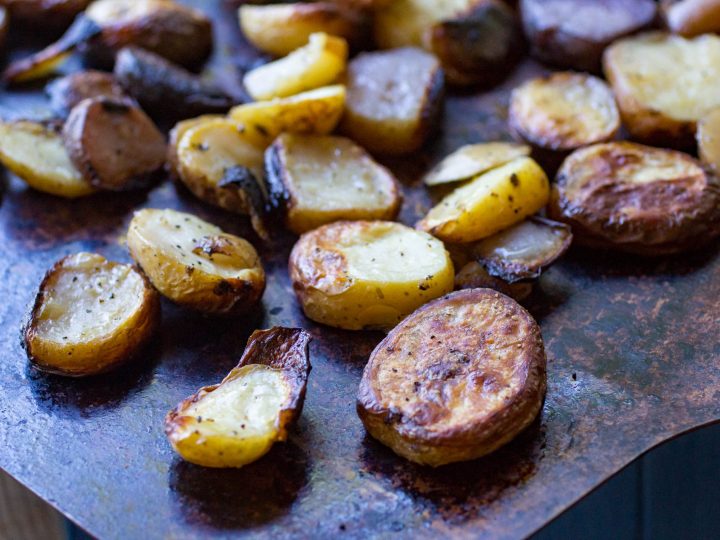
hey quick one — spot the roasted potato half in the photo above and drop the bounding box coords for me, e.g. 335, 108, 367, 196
549, 142, 720, 255
341, 47, 444, 155
661, 0, 720, 37
63, 97, 166, 191
357, 288, 546, 467
167, 114, 224, 179
23, 252, 160, 377
0, 120, 96, 198
166, 327, 311, 468
417, 157, 550, 243
228, 85, 346, 148
509, 72, 620, 154
603, 32, 720, 148
243, 32, 348, 101
266, 133, 402, 234
239, 2, 368, 57
289, 221, 454, 330
127, 208, 266, 315
697, 107, 720, 174
521, 0, 657, 72
46, 71, 130, 118
423, 142, 531, 186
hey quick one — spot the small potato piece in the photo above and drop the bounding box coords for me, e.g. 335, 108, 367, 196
417, 157, 550, 243
165, 327, 311, 468
63, 97, 166, 191
509, 72, 620, 152
228, 85, 346, 148
454, 262, 534, 301
549, 142, 720, 254
243, 32, 348, 101
266, 133, 401, 234
23, 252, 160, 377
0, 120, 95, 198
46, 70, 129, 118
127, 209, 266, 315
603, 32, 720, 147
697, 107, 720, 174
167, 114, 224, 179
342, 47, 444, 155
357, 288, 546, 466
289, 221, 454, 330
423, 142, 531, 186
239, 2, 367, 57
521, 0, 657, 73
661, 0, 720, 37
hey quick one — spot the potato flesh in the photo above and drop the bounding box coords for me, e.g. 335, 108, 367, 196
476, 220, 566, 266
423, 142, 531, 186
243, 32, 348, 101
418, 157, 550, 243
229, 85, 346, 148
0, 121, 95, 197
86, 0, 172, 25
697, 107, 720, 174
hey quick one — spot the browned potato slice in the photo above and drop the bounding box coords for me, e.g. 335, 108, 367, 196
23, 252, 160, 377
520, 0, 657, 72
45, 70, 129, 118
1, 0, 90, 28
167, 114, 224, 179
357, 288, 546, 467
62, 97, 166, 191
341, 47, 443, 155
127, 209, 266, 315
509, 72, 620, 153
661, 0, 720, 36
239, 2, 368, 57
603, 32, 720, 148
549, 142, 720, 255
114, 47, 235, 121
423, 142, 531, 186
165, 327, 310, 468
265, 133, 402, 234
454, 262, 534, 301
697, 107, 720, 174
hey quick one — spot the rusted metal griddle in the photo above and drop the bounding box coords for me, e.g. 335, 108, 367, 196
0, 1, 718, 538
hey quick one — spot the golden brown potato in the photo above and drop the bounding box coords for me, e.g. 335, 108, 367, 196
521, 0, 657, 72
509, 72, 620, 153
289, 220, 454, 330
166, 327, 311, 468
63, 97, 166, 191
357, 288, 546, 466
423, 142, 531, 186
341, 47, 444, 155
23, 252, 160, 377
265, 133, 402, 234
167, 114, 223, 179
0, 0, 90, 28
417, 156, 550, 243
243, 32, 348, 101
127, 208, 266, 315
45, 70, 129, 118
661, 0, 720, 36
239, 2, 368, 57
228, 85, 346, 148
549, 142, 720, 254
697, 107, 720, 174
0, 120, 96, 198
604, 32, 720, 148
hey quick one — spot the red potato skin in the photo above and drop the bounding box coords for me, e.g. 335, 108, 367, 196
46, 71, 130, 117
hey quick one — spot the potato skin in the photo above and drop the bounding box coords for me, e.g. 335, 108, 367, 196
661, 0, 720, 36
2, 0, 91, 29
46, 70, 129, 118
357, 288, 546, 467
549, 142, 720, 255
23, 253, 160, 377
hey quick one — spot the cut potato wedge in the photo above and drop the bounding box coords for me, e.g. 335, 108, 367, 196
228, 85, 346, 148
417, 157, 550, 243
166, 327, 311, 468
603, 32, 720, 147
697, 107, 720, 174
341, 47, 443, 155
127, 209, 266, 315
521, 0, 657, 72
46, 70, 129, 118
239, 2, 367, 57
357, 288, 546, 466
509, 72, 620, 152
0, 120, 96, 198
265, 133, 402, 234
243, 32, 348, 101
550, 142, 720, 254
23, 252, 160, 377
167, 114, 224, 179
423, 142, 531, 186
289, 220, 454, 330
661, 0, 720, 37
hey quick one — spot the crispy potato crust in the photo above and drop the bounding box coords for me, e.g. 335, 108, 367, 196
357, 288, 546, 466
46, 71, 129, 118
550, 142, 720, 254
